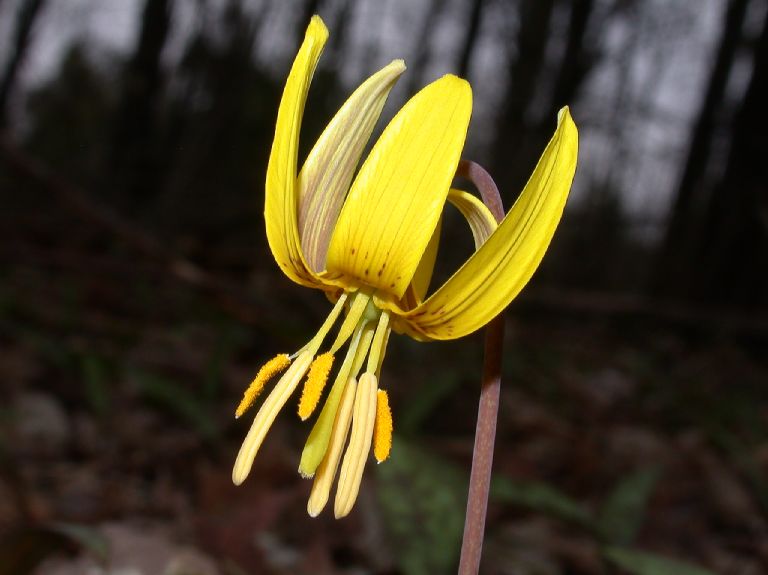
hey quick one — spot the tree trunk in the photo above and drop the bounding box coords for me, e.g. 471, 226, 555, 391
492, 0, 555, 199
0, 0, 47, 130
652, 0, 750, 298
694, 6, 768, 307
456, 0, 485, 79
406, 0, 443, 95
548, 0, 595, 116
107, 0, 171, 211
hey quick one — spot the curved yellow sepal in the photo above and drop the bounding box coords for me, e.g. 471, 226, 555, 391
264, 16, 328, 288
325, 75, 472, 299
400, 107, 578, 340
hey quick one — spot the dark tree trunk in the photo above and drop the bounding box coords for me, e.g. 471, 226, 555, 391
298, 0, 324, 42
548, 0, 595, 116
456, 0, 485, 79
329, 0, 353, 57
694, 6, 768, 307
653, 0, 750, 298
406, 0, 442, 95
107, 0, 171, 211
0, 0, 47, 130
492, 0, 555, 199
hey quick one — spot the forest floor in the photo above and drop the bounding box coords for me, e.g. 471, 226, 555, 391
2, 199, 768, 575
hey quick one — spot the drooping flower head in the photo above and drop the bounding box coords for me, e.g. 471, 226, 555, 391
233, 16, 578, 518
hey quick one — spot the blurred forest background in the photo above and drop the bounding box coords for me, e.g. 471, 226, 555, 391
1, 0, 767, 574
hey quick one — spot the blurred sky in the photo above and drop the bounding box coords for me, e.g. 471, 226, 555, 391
0, 0, 747, 236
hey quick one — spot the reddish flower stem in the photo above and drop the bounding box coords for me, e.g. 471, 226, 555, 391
456, 160, 505, 575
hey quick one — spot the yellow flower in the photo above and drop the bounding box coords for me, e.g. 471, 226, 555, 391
233, 16, 578, 519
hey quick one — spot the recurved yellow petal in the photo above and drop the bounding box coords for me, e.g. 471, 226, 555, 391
298, 60, 406, 273
264, 16, 328, 288
325, 75, 472, 298
447, 189, 497, 248
401, 107, 578, 340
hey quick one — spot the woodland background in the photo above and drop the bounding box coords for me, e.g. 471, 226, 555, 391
1, 0, 767, 574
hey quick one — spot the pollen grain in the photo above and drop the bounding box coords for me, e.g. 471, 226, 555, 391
235, 354, 290, 418
373, 389, 393, 463
298, 353, 334, 420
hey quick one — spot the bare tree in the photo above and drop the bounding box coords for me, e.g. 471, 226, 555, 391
547, 0, 596, 117
653, 0, 751, 299
107, 0, 172, 210
406, 0, 443, 95
491, 0, 555, 199
695, 4, 768, 306
456, 0, 486, 79
0, 0, 47, 130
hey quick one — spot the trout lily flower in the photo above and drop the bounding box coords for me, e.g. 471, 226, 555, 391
233, 16, 578, 518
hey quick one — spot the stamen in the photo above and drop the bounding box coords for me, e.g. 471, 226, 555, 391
373, 389, 393, 463
232, 350, 313, 486
298, 321, 373, 477
350, 322, 376, 377
373, 327, 390, 376
305, 292, 349, 354
298, 353, 334, 420
235, 354, 290, 418
329, 291, 371, 353
366, 310, 391, 374
307, 377, 357, 517
334, 372, 378, 518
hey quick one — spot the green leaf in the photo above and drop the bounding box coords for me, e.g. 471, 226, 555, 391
491, 476, 594, 529
598, 468, 660, 545
376, 438, 466, 575
603, 547, 717, 575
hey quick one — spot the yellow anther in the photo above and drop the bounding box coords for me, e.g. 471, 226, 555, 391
373, 389, 392, 463
298, 353, 334, 420
235, 354, 290, 418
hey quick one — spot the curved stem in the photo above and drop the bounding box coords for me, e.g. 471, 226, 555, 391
456, 160, 505, 575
